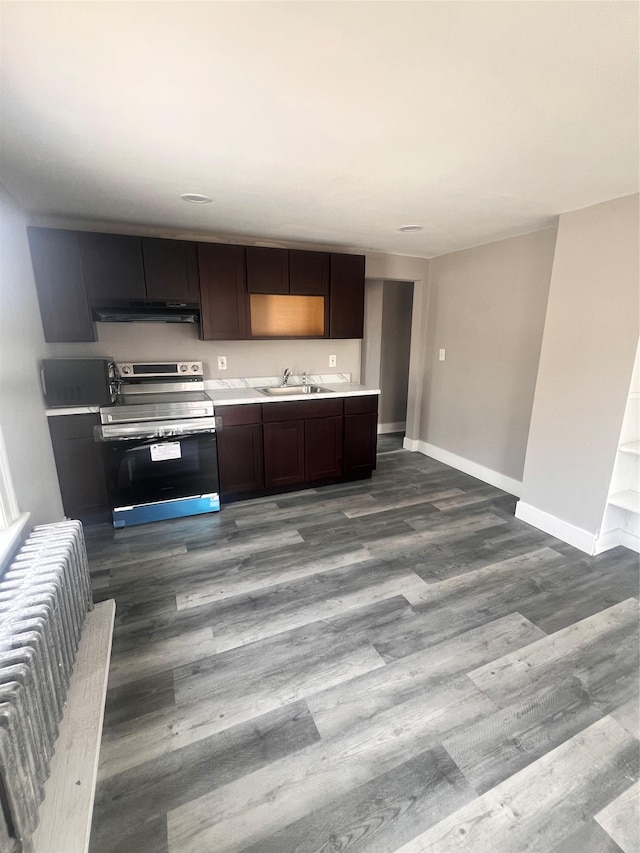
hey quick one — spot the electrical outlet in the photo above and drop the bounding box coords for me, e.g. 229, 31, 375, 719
439, 349, 446, 361
329, 354, 337, 368
217, 356, 227, 370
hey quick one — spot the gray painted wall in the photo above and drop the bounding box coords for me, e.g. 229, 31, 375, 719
420, 228, 557, 481
379, 282, 413, 427
0, 188, 64, 524
519, 194, 640, 535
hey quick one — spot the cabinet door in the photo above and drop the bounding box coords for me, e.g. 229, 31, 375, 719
330, 253, 366, 338
217, 424, 264, 497
263, 421, 305, 487
27, 227, 96, 343
289, 250, 329, 295
80, 232, 146, 302
246, 247, 289, 294
198, 243, 248, 340
343, 412, 378, 477
142, 238, 200, 302
48, 415, 111, 523
305, 416, 343, 481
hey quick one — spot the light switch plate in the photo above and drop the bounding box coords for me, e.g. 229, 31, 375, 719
329, 354, 337, 367
439, 349, 446, 361
217, 356, 227, 370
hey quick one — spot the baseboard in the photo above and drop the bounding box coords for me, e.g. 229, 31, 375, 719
515, 501, 598, 555
405, 439, 521, 497
378, 422, 405, 435
594, 526, 640, 555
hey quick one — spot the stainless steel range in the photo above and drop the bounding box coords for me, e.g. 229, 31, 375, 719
95, 361, 220, 528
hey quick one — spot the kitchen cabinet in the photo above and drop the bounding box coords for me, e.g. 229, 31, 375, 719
216, 404, 264, 497
288, 250, 329, 295
79, 232, 146, 302
48, 414, 111, 524
198, 243, 248, 340
343, 395, 378, 477
262, 398, 344, 488
263, 420, 305, 487
246, 248, 330, 296
246, 247, 289, 294
27, 227, 96, 343
330, 253, 366, 338
141, 238, 200, 302
305, 415, 343, 481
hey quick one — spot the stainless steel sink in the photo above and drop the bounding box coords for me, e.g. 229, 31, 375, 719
258, 385, 332, 396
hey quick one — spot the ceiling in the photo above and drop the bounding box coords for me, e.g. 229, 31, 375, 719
1, 1, 638, 258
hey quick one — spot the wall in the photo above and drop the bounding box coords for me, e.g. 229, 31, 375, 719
0, 187, 64, 524
417, 228, 556, 490
518, 194, 640, 549
48, 326, 361, 382
379, 282, 413, 429
361, 280, 384, 389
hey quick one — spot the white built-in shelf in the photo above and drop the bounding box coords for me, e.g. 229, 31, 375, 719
609, 490, 640, 514
33, 598, 115, 853
619, 440, 640, 456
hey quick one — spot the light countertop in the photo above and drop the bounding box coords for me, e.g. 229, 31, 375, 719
208, 383, 380, 407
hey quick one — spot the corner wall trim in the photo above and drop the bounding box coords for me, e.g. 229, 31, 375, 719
515, 501, 597, 555
405, 439, 522, 497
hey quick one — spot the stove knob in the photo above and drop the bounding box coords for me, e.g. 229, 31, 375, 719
121, 365, 131, 375
191, 363, 199, 372
179, 364, 187, 373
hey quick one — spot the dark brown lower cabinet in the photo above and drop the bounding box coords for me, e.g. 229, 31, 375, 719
343, 395, 378, 477
263, 421, 305, 488
217, 404, 264, 497
305, 416, 343, 481
47, 414, 111, 524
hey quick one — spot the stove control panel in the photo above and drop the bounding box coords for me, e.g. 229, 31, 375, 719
116, 362, 204, 379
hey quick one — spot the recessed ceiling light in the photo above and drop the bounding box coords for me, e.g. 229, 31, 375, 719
180, 193, 212, 204
399, 225, 422, 233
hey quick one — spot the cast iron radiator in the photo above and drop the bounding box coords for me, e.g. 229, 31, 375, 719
0, 520, 92, 853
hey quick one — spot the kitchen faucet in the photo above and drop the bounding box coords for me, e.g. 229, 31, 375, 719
282, 367, 291, 386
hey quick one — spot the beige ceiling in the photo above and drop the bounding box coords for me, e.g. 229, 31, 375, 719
1, 1, 638, 258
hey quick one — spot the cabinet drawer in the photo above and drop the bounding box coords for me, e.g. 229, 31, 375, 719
217, 403, 262, 427
262, 399, 343, 422
344, 395, 378, 415
48, 413, 100, 440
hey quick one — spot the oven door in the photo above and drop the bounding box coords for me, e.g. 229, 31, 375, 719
100, 429, 220, 527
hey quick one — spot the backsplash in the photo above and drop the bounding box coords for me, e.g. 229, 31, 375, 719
206, 373, 351, 389
46, 323, 362, 382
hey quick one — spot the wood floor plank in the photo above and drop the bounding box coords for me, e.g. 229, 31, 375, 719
241, 745, 475, 853
554, 821, 626, 853
86, 449, 639, 853
595, 782, 640, 853
165, 682, 498, 853
174, 545, 373, 608
394, 716, 639, 853
307, 612, 545, 739
468, 598, 640, 709
92, 701, 320, 853
97, 602, 407, 779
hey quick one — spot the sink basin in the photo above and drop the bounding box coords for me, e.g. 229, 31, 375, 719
258, 385, 332, 396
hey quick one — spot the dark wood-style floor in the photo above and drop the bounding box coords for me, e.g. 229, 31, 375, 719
87, 438, 639, 853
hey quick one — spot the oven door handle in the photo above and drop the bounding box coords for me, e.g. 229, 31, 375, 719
94, 417, 219, 442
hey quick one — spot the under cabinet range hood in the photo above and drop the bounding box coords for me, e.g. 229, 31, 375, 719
92, 300, 200, 323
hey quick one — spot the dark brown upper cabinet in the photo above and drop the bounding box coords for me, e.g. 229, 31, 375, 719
330, 253, 366, 339
246, 247, 289, 294
198, 242, 248, 340
288, 250, 329, 295
27, 227, 97, 343
141, 238, 200, 302
79, 232, 146, 302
